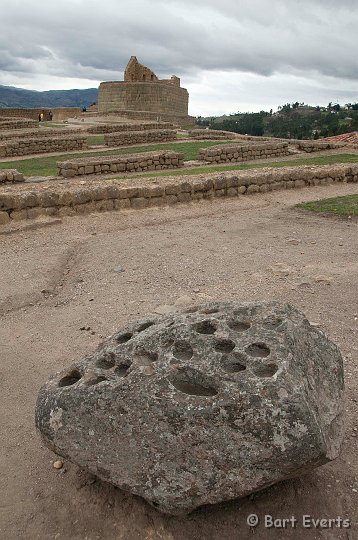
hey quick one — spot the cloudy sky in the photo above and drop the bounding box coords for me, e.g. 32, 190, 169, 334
1, 0, 357, 116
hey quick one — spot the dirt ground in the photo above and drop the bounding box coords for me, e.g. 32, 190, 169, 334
1, 183, 357, 540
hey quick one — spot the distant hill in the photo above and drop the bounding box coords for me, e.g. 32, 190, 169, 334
0, 85, 98, 109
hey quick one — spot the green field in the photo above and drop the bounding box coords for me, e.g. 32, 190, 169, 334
0, 138, 357, 178
114, 153, 358, 180
297, 195, 358, 216
0, 141, 231, 176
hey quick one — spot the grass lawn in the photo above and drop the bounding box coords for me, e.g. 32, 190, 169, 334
0, 138, 357, 178
87, 134, 105, 145
0, 141, 231, 176
296, 194, 358, 216
114, 153, 358, 180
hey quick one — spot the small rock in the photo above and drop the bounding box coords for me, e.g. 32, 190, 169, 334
286, 238, 301, 245
314, 276, 332, 285
53, 460, 64, 470
113, 266, 125, 273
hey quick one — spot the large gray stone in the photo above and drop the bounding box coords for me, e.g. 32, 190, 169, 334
35, 301, 344, 514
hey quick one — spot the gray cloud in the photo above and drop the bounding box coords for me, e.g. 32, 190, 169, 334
0, 0, 357, 113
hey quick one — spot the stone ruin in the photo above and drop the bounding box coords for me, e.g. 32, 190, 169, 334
98, 56, 194, 125
36, 301, 344, 515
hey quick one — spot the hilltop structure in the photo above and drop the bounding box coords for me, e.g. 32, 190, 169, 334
98, 57, 194, 125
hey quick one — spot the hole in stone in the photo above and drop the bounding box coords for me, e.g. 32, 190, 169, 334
114, 362, 131, 377
173, 341, 193, 361
59, 369, 82, 387
134, 349, 158, 364
96, 353, 115, 369
214, 339, 235, 353
194, 320, 217, 335
171, 379, 217, 396
227, 361, 246, 373
137, 321, 155, 332
228, 320, 251, 332
253, 363, 278, 378
246, 343, 270, 357
86, 375, 107, 386
116, 332, 133, 344
221, 353, 246, 373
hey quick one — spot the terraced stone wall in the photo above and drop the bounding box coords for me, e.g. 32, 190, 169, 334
88, 122, 174, 134
0, 118, 39, 130
199, 142, 289, 163
57, 151, 184, 178
0, 169, 24, 184
0, 163, 356, 224
0, 128, 87, 141
0, 135, 88, 158
104, 129, 176, 147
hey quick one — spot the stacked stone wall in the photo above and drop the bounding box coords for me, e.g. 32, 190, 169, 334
57, 151, 184, 178
189, 129, 238, 140
0, 118, 39, 130
200, 142, 289, 163
0, 127, 87, 141
1, 163, 357, 224
0, 108, 81, 121
0, 135, 88, 158
104, 129, 176, 147
98, 81, 188, 117
0, 169, 24, 184
297, 141, 345, 152
88, 122, 174, 134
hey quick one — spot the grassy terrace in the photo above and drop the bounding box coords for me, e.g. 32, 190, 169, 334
115, 153, 358, 180
0, 138, 357, 178
297, 194, 358, 217
0, 141, 236, 176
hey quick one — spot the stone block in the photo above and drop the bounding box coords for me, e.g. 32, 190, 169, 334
130, 197, 149, 209
36, 301, 344, 515
0, 211, 10, 224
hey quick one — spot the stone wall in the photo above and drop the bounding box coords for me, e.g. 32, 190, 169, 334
0, 169, 24, 184
297, 141, 345, 152
1, 163, 357, 224
98, 82, 189, 117
104, 129, 176, 147
0, 118, 39, 130
0, 135, 88, 158
87, 122, 174, 134
57, 151, 184, 178
0, 127, 87, 141
0, 108, 81, 121
189, 129, 238, 140
199, 142, 289, 163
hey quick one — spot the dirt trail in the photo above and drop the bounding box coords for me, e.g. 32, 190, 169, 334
0, 184, 357, 539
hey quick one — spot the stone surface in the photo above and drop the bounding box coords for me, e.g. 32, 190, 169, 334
35, 301, 344, 515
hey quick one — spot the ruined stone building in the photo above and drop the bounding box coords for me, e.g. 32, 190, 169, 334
98, 57, 194, 124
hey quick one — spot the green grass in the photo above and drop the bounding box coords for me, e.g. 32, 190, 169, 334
296, 195, 358, 216
114, 153, 358, 180
87, 134, 105, 145
0, 140, 231, 176
0, 137, 357, 178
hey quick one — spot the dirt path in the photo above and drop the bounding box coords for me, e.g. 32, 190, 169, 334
1, 184, 357, 539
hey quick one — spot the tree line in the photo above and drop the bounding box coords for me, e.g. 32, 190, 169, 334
197, 103, 358, 139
